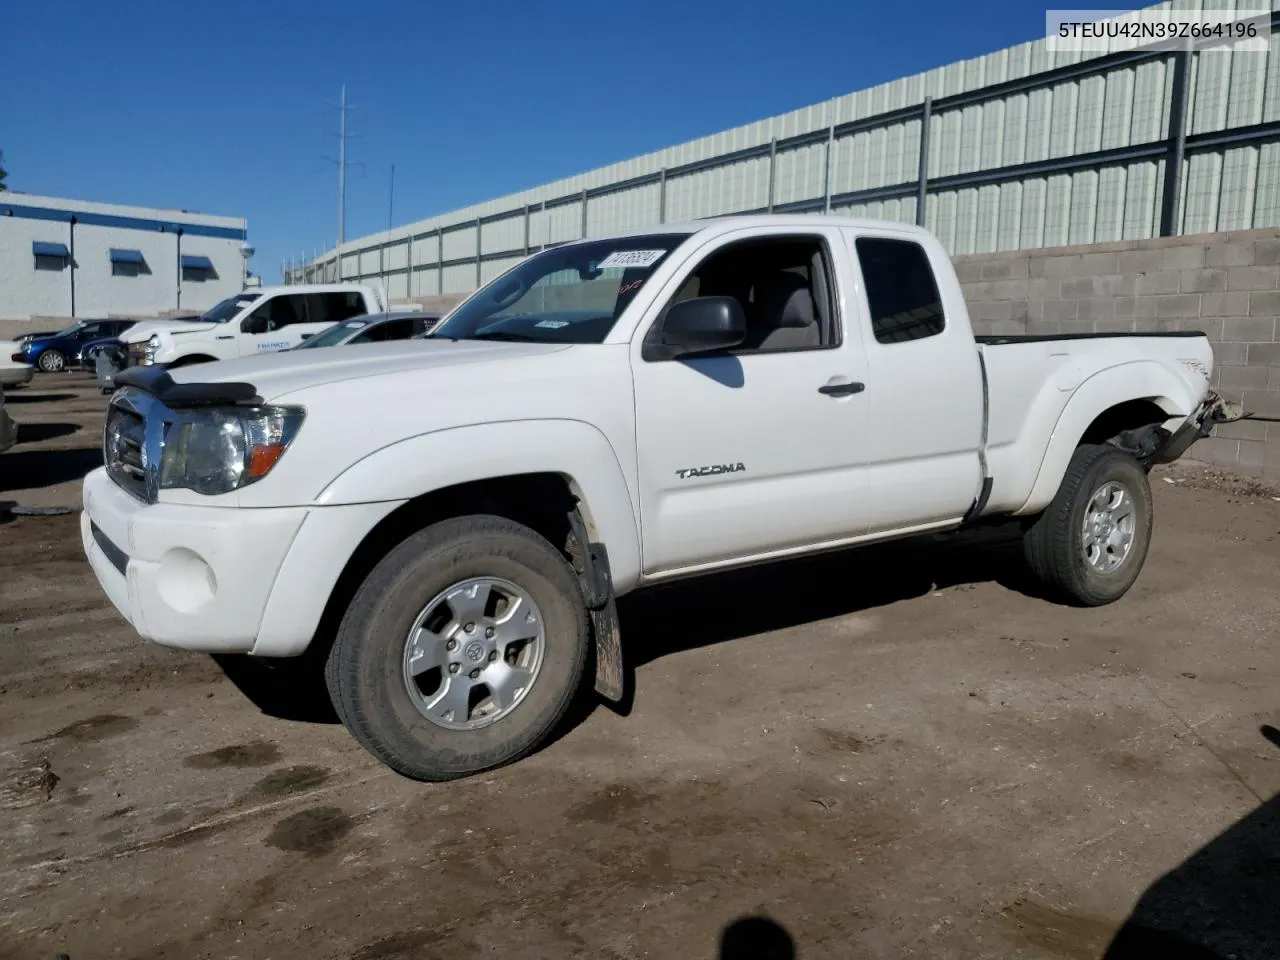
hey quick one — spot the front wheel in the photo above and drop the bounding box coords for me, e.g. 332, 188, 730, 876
37, 350, 66, 373
1022, 444, 1154, 606
325, 515, 589, 781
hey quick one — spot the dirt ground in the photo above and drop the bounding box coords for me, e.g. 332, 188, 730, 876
2, 375, 1279, 960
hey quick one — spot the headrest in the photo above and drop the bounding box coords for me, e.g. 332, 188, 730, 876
755, 272, 816, 329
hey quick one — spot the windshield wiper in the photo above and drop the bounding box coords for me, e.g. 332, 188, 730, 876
469, 331, 544, 343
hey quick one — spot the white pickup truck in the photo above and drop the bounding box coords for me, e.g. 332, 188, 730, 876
119, 283, 386, 368
82, 215, 1227, 782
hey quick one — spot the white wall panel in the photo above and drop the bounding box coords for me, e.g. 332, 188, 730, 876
442, 225, 477, 261
411, 233, 439, 266
482, 215, 524, 255
442, 263, 475, 294
545, 202, 582, 244
387, 242, 409, 271
586, 183, 661, 236
480, 256, 524, 284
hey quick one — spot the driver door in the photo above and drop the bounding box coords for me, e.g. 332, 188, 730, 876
238, 294, 307, 356
630, 227, 873, 576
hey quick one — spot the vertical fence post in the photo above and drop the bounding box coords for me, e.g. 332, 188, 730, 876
1160, 43, 1192, 237
658, 168, 667, 223
407, 235, 414, 297
523, 204, 531, 255
580, 189, 589, 239
436, 227, 444, 295
475, 218, 483, 289
916, 96, 933, 227
767, 138, 778, 213
539, 201, 548, 251
823, 122, 836, 213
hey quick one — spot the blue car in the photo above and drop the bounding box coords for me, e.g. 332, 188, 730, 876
14, 318, 136, 373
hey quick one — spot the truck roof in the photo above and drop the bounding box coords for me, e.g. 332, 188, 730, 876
248, 282, 378, 296
577, 214, 936, 244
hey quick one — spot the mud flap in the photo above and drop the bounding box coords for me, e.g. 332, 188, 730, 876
566, 509, 625, 703
590, 593, 624, 703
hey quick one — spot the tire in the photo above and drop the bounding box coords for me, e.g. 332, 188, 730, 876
37, 350, 66, 373
1022, 444, 1153, 607
325, 515, 589, 781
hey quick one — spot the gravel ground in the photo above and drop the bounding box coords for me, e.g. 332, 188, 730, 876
1, 374, 1278, 960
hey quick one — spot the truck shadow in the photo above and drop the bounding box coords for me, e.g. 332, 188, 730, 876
216, 524, 1042, 738
618, 522, 1038, 673
1101, 726, 1280, 960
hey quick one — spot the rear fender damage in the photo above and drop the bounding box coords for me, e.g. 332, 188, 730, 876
1109, 391, 1240, 467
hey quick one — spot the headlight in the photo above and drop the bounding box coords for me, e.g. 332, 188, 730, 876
143, 334, 162, 361
159, 406, 305, 495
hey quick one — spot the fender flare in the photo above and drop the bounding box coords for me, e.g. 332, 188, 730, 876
314, 418, 644, 591
1016, 361, 1199, 516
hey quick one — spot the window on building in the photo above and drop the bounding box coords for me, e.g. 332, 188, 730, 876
180, 254, 218, 283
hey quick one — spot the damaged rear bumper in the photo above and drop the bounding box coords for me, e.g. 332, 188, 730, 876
1146, 391, 1238, 466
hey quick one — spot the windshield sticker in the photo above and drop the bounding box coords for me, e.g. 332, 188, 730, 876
534, 319, 569, 329
597, 249, 666, 270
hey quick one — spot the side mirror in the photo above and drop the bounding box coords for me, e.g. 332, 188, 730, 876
645, 296, 746, 361
241, 314, 267, 334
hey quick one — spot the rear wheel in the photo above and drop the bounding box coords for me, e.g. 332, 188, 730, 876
325, 515, 589, 781
1022, 444, 1153, 606
37, 350, 65, 373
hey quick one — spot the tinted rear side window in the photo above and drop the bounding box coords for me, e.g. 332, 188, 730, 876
357, 318, 416, 342
854, 237, 945, 344
307, 292, 368, 325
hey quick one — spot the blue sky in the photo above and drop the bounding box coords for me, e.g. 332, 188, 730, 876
3, 0, 1052, 282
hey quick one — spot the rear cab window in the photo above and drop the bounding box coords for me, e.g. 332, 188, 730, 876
853, 236, 946, 344
307, 292, 369, 325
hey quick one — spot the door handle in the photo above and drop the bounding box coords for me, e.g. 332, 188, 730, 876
818, 381, 865, 397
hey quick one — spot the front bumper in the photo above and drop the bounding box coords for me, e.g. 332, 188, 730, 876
82, 467, 309, 653
81, 467, 404, 656
0, 364, 35, 388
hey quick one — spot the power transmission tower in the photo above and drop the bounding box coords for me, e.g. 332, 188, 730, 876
325, 85, 360, 249
337, 85, 348, 247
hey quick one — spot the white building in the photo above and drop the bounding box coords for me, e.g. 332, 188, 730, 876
0, 193, 249, 322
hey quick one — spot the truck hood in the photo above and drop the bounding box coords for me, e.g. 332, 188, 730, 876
167, 339, 573, 401
122, 320, 217, 342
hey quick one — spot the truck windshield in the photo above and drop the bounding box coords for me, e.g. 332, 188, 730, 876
202, 293, 262, 323
432, 234, 690, 344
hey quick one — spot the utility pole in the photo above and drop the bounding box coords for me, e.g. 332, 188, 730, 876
337, 84, 348, 247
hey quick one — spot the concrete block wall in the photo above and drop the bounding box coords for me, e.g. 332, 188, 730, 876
954, 228, 1280, 482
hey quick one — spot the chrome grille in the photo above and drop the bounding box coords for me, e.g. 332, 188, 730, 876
104, 403, 148, 501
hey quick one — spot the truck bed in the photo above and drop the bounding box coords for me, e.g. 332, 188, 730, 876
974, 329, 1214, 516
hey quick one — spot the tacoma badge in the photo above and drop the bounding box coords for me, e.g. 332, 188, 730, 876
675, 462, 746, 480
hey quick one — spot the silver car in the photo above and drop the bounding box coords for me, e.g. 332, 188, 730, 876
292, 310, 441, 350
